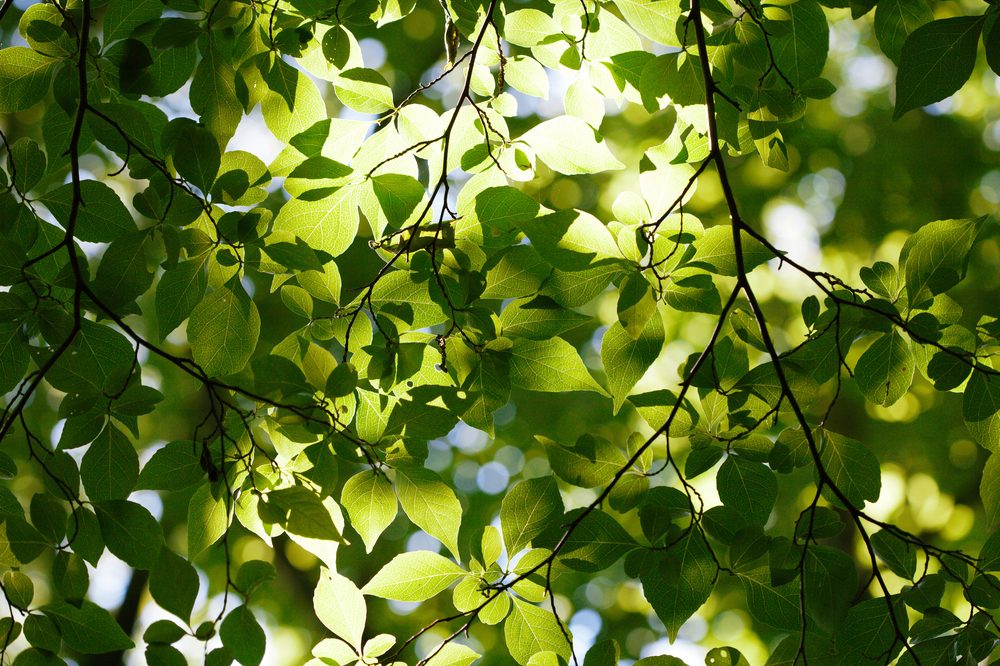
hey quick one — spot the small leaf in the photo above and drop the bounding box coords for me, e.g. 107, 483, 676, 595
137, 441, 205, 491
820, 431, 881, 508
640, 531, 716, 641
601, 313, 664, 413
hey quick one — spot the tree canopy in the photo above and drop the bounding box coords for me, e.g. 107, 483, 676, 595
1, 0, 999, 663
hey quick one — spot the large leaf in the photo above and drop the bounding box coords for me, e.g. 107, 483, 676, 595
601, 314, 664, 413
854, 331, 914, 407
0, 47, 56, 113
639, 531, 716, 641
187, 282, 260, 377
341, 470, 398, 553
314, 568, 366, 649
43, 601, 134, 654
964, 370, 1000, 452
95, 500, 164, 569
501, 476, 564, 556
510, 337, 608, 395
503, 598, 572, 665
894, 17, 984, 118
395, 468, 462, 558
362, 551, 465, 601
819, 431, 881, 508
520, 116, 625, 175
899, 217, 985, 304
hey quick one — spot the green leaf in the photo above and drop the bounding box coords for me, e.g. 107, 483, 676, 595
690, 226, 774, 276
983, 453, 1000, 528
267, 486, 342, 540
93, 231, 153, 309
506, 56, 549, 99
187, 282, 260, 377
104, 0, 162, 42
43, 601, 134, 654
314, 568, 366, 648
80, 423, 139, 502
899, 217, 985, 304
172, 122, 220, 193
874, 0, 933, 63
481, 245, 551, 299
220, 605, 266, 666
156, 257, 208, 340
613, 0, 681, 46
504, 597, 572, 665
362, 551, 465, 601
150, 549, 200, 621
894, 17, 984, 118
10, 137, 47, 192
461, 349, 511, 437
518, 209, 623, 272
504, 9, 560, 47
510, 337, 608, 396
717, 456, 777, 526
738, 567, 801, 632
0, 322, 30, 395
95, 500, 164, 569
187, 483, 228, 560
334, 68, 395, 114
769, 0, 829, 86
0, 47, 56, 113
426, 643, 482, 666
498, 296, 589, 340
501, 476, 564, 556
341, 470, 398, 553
601, 313, 664, 413
190, 40, 241, 146
395, 468, 462, 558
870, 529, 917, 580
41, 180, 137, 243
261, 59, 327, 142
536, 508, 638, 572
965, 371, 1000, 451
639, 531, 716, 641
137, 441, 205, 491
819, 431, 881, 508
543, 434, 626, 488
854, 331, 914, 407
274, 186, 360, 258
521, 116, 625, 175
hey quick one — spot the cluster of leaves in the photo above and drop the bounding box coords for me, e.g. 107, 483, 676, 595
0, 0, 999, 663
